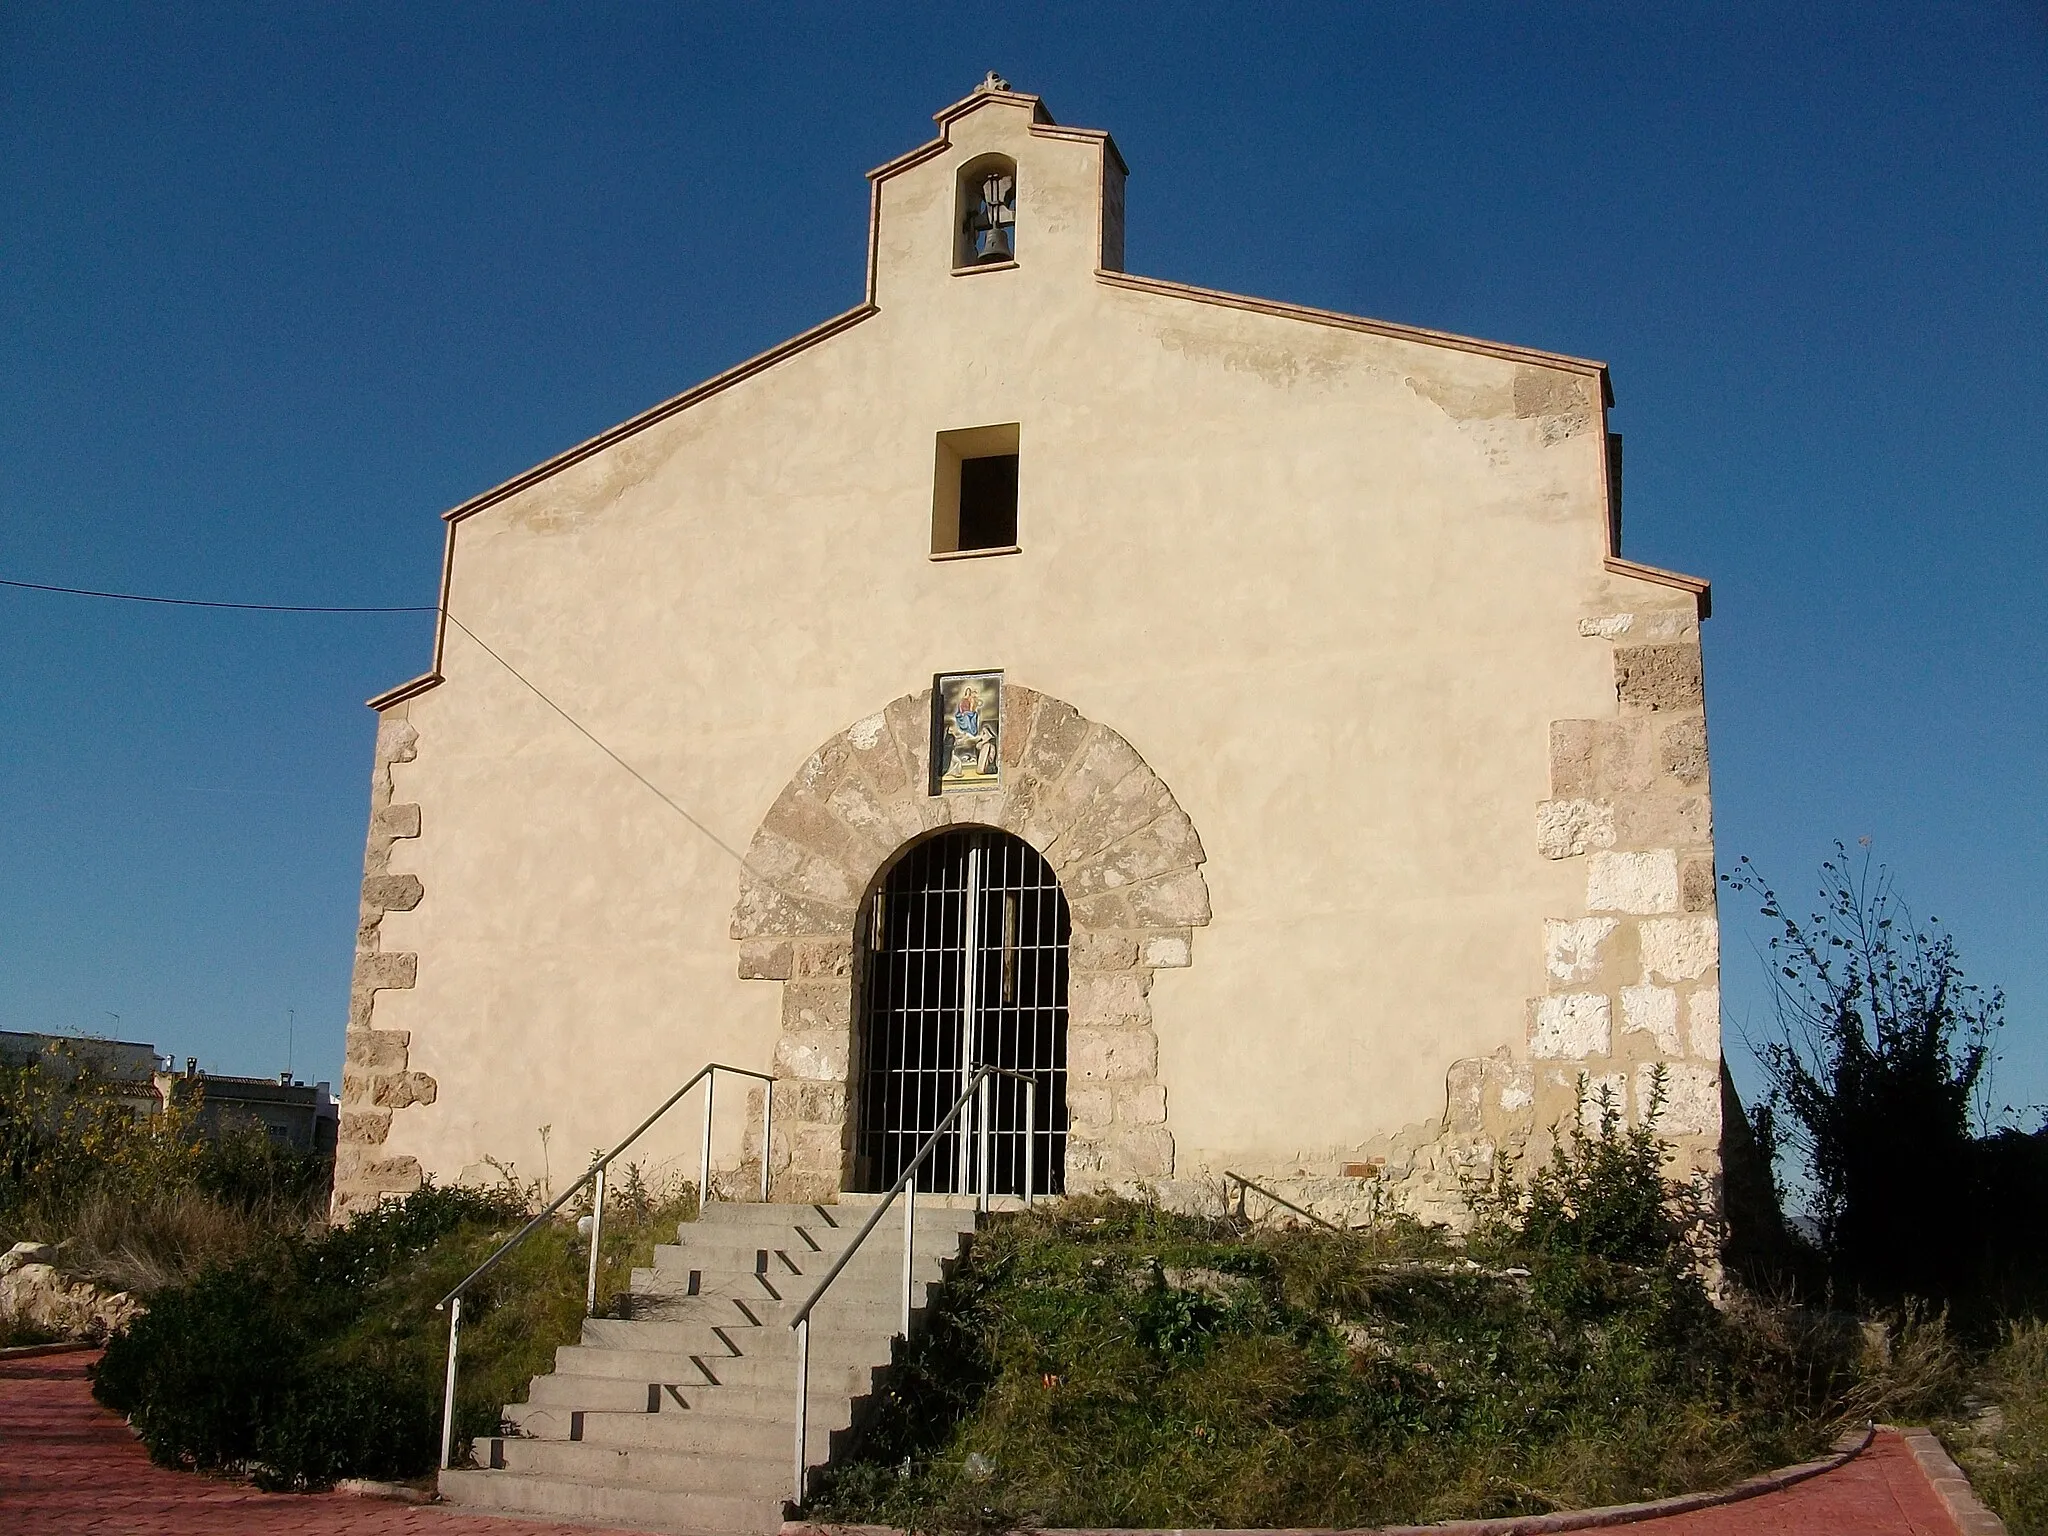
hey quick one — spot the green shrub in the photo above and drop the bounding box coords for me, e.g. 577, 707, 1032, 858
91, 1172, 693, 1487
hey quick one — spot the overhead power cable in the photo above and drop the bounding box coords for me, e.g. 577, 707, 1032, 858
0, 575, 435, 613
4, 572, 747, 865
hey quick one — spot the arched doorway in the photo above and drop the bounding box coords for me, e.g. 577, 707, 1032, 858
854, 828, 1068, 1196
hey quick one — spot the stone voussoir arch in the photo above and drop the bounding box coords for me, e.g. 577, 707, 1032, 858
730, 683, 1209, 1200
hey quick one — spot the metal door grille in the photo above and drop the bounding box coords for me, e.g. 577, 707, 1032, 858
855, 829, 1068, 1195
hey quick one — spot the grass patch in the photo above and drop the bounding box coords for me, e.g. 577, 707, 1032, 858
810, 1196, 1853, 1531
1943, 1320, 2048, 1536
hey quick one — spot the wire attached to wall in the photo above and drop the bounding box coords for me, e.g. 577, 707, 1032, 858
2, 573, 747, 865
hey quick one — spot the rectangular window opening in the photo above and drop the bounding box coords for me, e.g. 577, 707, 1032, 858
932, 424, 1021, 556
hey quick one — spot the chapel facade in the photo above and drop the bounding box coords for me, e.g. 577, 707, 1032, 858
334, 80, 1723, 1224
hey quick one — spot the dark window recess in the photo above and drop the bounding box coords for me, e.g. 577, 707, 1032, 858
957, 454, 1019, 550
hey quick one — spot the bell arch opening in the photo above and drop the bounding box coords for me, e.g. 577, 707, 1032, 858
853, 828, 1069, 1196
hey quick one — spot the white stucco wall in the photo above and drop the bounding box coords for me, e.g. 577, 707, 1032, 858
337, 87, 1717, 1216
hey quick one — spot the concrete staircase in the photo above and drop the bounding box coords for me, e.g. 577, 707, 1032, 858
439, 1198, 980, 1534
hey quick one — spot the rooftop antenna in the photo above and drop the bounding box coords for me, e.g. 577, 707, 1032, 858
287, 1008, 295, 1078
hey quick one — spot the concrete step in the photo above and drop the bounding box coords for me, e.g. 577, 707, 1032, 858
621, 1271, 945, 1318
492, 1435, 788, 1495
645, 1240, 956, 1285
439, 1466, 784, 1535
498, 1405, 832, 1458
554, 1335, 891, 1382
524, 1373, 668, 1414
582, 1300, 917, 1351
524, 1349, 882, 1402
650, 1230, 946, 1271
503, 1389, 855, 1441
691, 1199, 979, 1231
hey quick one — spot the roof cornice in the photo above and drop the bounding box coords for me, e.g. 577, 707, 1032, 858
439, 302, 877, 527
1094, 268, 1611, 380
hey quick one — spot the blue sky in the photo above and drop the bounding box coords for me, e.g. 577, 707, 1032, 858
3, 4, 2042, 1120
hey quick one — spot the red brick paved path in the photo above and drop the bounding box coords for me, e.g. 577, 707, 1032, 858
0, 1350, 1967, 1535
0, 1351, 648, 1535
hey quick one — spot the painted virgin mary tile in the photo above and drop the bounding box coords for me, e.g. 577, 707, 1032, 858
932, 671, 1001, 793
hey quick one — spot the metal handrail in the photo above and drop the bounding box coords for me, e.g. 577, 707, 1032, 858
1223, 1169, 1350, 1234
432, 1061, 775, 1471
786, 1063, 1038, 1506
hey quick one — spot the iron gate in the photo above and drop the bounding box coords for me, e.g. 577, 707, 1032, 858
855, 829, 1069, 1196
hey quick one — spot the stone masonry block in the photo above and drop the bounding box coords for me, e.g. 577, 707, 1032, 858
1069, 1027, 1158, 1082
1638, 917, 1719, 981
355, 951, 418, 991
1530, 993, 1612, 1060
1109, 1125, 1175, 1179
1621, 983, 1682, 1055
1639, 1061, 1718, 1137
1615, 645, 1705, 712
1688, 986, 1721, 1059
1062, 809, 1201, 897
1682, 859, 1717, 913
372, 803, 421, 839
1140, 930, 1192, 969
1124, 867, 1212, 927
1550, 719, 1596, 797
1614, 794, 1712, 850
371, 1071, 438, 1110
361, 874, 423, 912
1536, 799, 1615, 859
1066, 1083, 1116, 1131
780, 981, 852, 1032
373, 716, 418, 770
1586, 850, 1680, 914
729, 871, 854, 941
356, 1153, 424, 1187
1496, 1062, 1535, 1114
1552, 718, 1654, 798
773, 1029, 850, 1084
1069, 930, 1138, 972
793, 939, 853, 979
1050, 767, 1176, 872
1657, 716, 1709, 786
738, 940, 793, 981
1546, 917, 1619, 984
1069, 971, 1151, 1028
339, 1109, 391, 1145
1114, 1083, 1167, 1125
1019, 698, 1091, 795
344, 1028, 410, 1072
778, 1080, 847, 1123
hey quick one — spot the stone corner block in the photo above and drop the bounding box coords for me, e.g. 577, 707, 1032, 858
738, 939, 794, 981
1639, 916, 1719, 982
1139, 930, 1193, 969
1536, 798, 1615, 860
1530, 993, 1612, 1060
1585, 849, 1680, 914
362, 874, 424, 913
1615, 644, 1704, 712
353, 950, 418, 991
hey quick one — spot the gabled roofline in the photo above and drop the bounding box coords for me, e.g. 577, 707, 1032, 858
1095, 268, 1613, 389
438, 303, 877, 528
366, 93, 1702, 709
